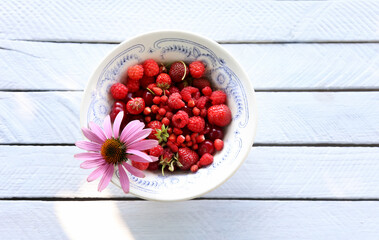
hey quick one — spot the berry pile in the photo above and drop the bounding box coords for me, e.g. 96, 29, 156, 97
109, 59, 232, 174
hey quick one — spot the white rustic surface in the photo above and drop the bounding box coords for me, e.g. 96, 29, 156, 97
1, 0, 379, 239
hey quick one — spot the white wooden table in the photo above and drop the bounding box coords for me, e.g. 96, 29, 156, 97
1, 1, 379, 239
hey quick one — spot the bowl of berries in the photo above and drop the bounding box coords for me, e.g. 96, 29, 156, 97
79, 30, 257, 201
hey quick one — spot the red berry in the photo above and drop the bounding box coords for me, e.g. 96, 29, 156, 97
177, 135, 185, 144
143, 107, 151, 115
162, 117, 170, 126
173, 127, 183, 135
188, 99, 195, 108
168, 93, 185, 110
156, 73, 171, 90
208, 126, 224, 141
142, 90, 154, 106
144, 116, 151, 123
160, 95, 168, 103
187, 116, 205, 133
110, 101, 125, 122
149, 145, 164, 157
128, 64, 144, 81
181, 86, 200, 102
192, 144, 199, 150
190, 164, 199, 173
156, 113, 163, 121
147, 83, 157, 90
169, 61, 189, 82
196, 134, 205, 143
165, 111, 174, 120
148, 161, 159, 171
172, 110, 189, 128
199, 153, 213, 167
168, 134, 176, 143
151, 105, 159, 114
143, 59, 159, 77
140, 75, 156, 89
178, 148, 199, 170
158, 108, 166, 116
189, 61, 205, 78
193, 77, 211, 90
193, 107, 201, 116
153, 96, 161, 105
110, 83, 129, 100
126, 78, 140, 93
168, 86, 180, 94
200, 108, 207, 118
185, 135, 191, 142
198, 140, 215, 156
126, 97, 145, 115
147, 121, 162, 140
153, 87, 163, 96
131, 161, 149, 170
214, 139, 224, 151
167, 127, 172, 134
207, 104, 232, 127
196, 96, 209, 109
167, 141, 178, 153
202, 86, 212, 96
210, 90, 227, 105
159, 64, 168, 74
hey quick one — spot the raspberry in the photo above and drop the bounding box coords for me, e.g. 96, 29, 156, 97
172, 110, 189, 128
181, 86, 200, 102
140, 75, 156, 89
199, 153, 213, 167
143, 59, 159, 77
147, 121, 162, 140
202, 86, 212, 96
178, 147, 199, 170
195, 96, 209, 109
210, 90, 227, 105
214, 139, 224, 151
190, 164, 199, 173
131, 161, 149, 170
187, 116, 205, 133
126, 97, 145, 115
126, 79, 140, 93
127, 64, 144, 81
168, 93, 185, 110
189, 61, 205, 78
110, 83, 128, 100
207, 104, 232, 127
156, 73, 171, 89
192, 77, 211, 90
168, 86, 180, 94
169, 61, 189, 82
149, 145, 164, 157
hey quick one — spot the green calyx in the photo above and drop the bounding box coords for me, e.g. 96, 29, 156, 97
160, 153, 182, 176
154, 124, 169, 144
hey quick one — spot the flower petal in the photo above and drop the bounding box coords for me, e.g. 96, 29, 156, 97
98, 164, 114, 192
75, 141, 101, 152
123, 162, 145, 178
126, 149, 153, 162
118, 164, 130, 193
87, 164, 108, 182
89, 121, 107, 142
74, 152, 102, 160
127, 154, 150, 163
127, 139, 158, 151
124, 129, 151, 145
80, 159, 106, 169
103, 115, 113, 139
113, 111, 124, 139
119, 120, 144, 143
82, 127, 104, 144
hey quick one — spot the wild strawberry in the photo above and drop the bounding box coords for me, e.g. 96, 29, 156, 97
177, 135, 185, 144
143, 107, 151, 115
162, 117, 170, 126
168, 93, 185, 110
145, 116, 151, 123
158, 108, 166, 116
210, 90, 227, 105
192, 144, 198, 150
128, 64, 144, 81
160, 95, 168, 104
151, 105, 159, 114
143, 59, 159, 77
165, 111, 174, 120
173, 127, 183, 135
156, 114, 163, 121
172, 110, 189, 128
207, 104, 232, 127
188, 99, 195, 108
178, 147, 199, 170
193, 77, 211, 90
181, 86, 200, 102
202, 86, 212, 96
147, 121, 162, 140
189, 61, 205, 78
140, 75, 156, 89
199, 153, 213, 167
167, 140, 178, 153
153, 96, 161, 105
187, 116, 205, 133
153, 87, 163, 96
214, 139, 224, 151
169, 61, 189, 82
110, 83, 128, 100
196, 134, 205, 143
185, 135, 191, 142
126, 78, 140, 93
156, 73, 171, 89
131, 161, 149, 170
200, 108, 207, 118
192, 107, 200, 116
126, 97, 145, 115
149, 145, 164, 157
147, 83, 157, 90
190, 164, 199, 173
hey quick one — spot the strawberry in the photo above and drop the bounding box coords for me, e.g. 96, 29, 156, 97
147, 121, 162, 140
169, 61, 189, 82
126, 97, 145, 115
207, 104, 232, 127
178, 147, 199, 170
131, 161, 149, 170
156, 73, 171, 89
199, 153, 213, 167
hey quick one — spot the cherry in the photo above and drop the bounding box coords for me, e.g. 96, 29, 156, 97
133, 89, 144, 98
207, 126, 224, 141
201, 123, 211, 135
182, 105, 193, 117
113, 101, 125, 110
124, 92, 133, 103
142, 90, 154, 106
198, 140, 215, 156
110, 101, 125, 122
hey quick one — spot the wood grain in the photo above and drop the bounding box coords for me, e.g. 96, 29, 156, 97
1, 1, 378, 42
0, 92, 378, 144
1, 200, 379, 240
2, 40, 379, 90
1, 146, 379, 199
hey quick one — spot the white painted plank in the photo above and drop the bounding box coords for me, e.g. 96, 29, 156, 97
1, 1, 379, 42
1, 200, 379, 240
0, 92, 378, 144
2, 40, 379, 90
1, 146, 379, 199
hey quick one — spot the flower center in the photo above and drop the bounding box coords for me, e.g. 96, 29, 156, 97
101, 138, 126, 165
